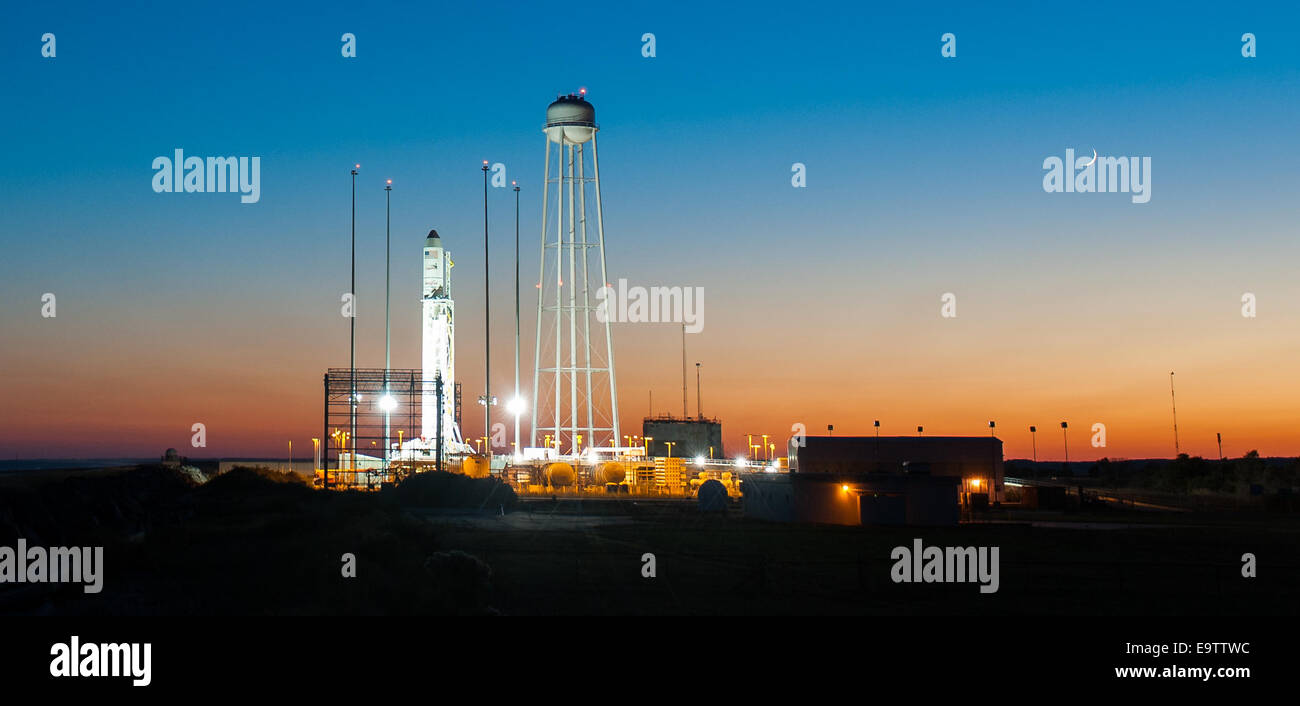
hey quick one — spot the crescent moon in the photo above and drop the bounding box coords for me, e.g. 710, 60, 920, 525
1084, 149, 1097, 167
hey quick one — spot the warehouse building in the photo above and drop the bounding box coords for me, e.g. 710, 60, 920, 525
789, 436, 1005, 503
741, 435, 1004, 527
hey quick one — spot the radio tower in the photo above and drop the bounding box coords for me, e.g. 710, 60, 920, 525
530, 90, 621, 454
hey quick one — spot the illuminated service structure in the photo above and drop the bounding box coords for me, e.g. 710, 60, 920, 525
530, 91, 621, 454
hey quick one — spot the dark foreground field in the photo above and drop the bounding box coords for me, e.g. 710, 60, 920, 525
1, 466, 1295, 615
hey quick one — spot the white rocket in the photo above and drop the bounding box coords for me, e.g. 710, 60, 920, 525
421, 229, 467, 453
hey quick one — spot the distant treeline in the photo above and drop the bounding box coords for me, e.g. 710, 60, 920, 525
1007, 451, 1299, 496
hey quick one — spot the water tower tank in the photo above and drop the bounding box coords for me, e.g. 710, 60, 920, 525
545, 93, 596, 144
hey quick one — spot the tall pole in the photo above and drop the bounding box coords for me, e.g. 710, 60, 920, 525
681, 323, 687, 418
1170, 371, 1180, 456
513, 181, 521, 459
482, 161, 491, 459
874, 420, 880, 467
322, 374, 329, 489
384, 179, 392, 473
695, 362, 702, 419
349, 164, 358, 468
1030, 426, 1037, 463
1061, 422, 1069, 467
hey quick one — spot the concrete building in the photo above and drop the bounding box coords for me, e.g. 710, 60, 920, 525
642, 416, 723, 460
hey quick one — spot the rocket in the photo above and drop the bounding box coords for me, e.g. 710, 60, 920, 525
421, 230, 465, 451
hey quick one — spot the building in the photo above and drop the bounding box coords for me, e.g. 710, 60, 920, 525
740, 435, 1005, 527
642, 416, 723, 459
742, 472, 961, 526
789, 436, 1005, 502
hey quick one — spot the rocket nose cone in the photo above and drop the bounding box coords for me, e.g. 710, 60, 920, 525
425, 229, 442, 246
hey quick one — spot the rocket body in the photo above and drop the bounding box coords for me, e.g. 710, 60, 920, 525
421, 230, 464, 450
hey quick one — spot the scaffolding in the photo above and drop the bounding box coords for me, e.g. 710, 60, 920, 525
321, 367, 460, 489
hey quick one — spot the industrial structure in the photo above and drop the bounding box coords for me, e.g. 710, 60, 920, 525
321, 367, 460, 487
530, 91, 621, 454
739, 435, 1006, 526
313, 93, 1002, 517
642, 415, 723, 460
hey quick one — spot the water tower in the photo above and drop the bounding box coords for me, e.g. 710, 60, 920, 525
530, 91, 621, 454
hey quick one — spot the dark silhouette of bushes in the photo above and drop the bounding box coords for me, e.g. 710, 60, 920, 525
391, 471, 517, 512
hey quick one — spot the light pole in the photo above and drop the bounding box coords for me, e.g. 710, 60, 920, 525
383, 178, 392, 472
1030, 425, 1037, 463
349, 164, 358, 466
481, 160, 492, 459
695, 362, 702, 419
1061, 421, 1070, 468
1170, 371, 1180, 457
873, 419, 880, 467
512, 180, 521, 457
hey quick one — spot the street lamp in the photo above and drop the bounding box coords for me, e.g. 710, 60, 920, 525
1061, 421, 1070, 467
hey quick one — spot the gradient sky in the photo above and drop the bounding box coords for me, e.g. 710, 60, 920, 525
3, 1, 1299, 461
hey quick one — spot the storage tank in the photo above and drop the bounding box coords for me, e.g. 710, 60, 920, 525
595, 461, 625, 484
546, 462, 575, 487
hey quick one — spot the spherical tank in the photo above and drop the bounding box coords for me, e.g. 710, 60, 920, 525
545, 93, 596, 144
463, 454, 490, 478
596, 461, 625, 484
546, 462, 575, 487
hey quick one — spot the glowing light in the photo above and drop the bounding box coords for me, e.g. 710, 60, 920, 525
841, 484, 849, 492
694, 456, 706, 467
970, 478, 981, 489
378, 394, 397, 412
734, 458, 746, 469
507, 397, 526, 416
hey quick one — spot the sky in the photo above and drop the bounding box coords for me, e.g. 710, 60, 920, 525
2, 1, 1299, 461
